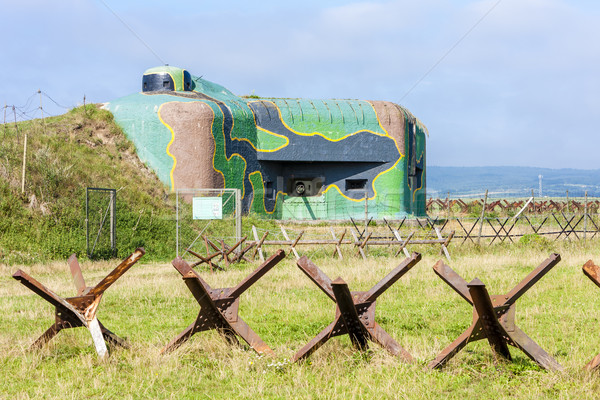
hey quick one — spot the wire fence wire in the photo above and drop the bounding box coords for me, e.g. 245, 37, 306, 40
176, 188, 241, 264
278, 193, 424, 221
2, 90, 72, 124
426, 196, 600, 246
86, 187, 116, 259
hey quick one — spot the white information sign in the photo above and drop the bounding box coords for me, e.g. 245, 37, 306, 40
192, 197, 223, 220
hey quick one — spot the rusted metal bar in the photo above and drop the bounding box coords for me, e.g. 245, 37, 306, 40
162, 250, 286, 355
429, 255, 563, 371
292, 254, 421, 362
359, 232, 372, 249
89, 248, 145, 296
583, 260, 600, 289
349, 229, 362, 259
392, 229, 412, 257
363, 253, 422, 302
432, 260, 473, 304
504, 253, 560, 305
204, 236, 224, 260
289, 231, 304, 260
330, 228, 345, 259
13, 249, 144, 358
297, 256, 336, 301
186, 247, 221, 268
229, 252, 284, 298
428, 325, 476, 370
217, 237, 253, 265
68, 254, 86, 295
224, 236, 246, 258
12, 270, 87, 324
467, 278, 512, 361
252, 228, 268, 262
582, 260, 600, 370
434, 227, 452, 261
230, 241, 256, 263
442, 230, 454, 250
204, 235, 214, 272
220, 239, 231, 266
280, 226, 299, 259
331, 278, 369, 350
354, 231, 372, 260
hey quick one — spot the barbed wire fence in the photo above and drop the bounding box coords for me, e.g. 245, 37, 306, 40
426, 192, 600, 245
2, 90, 73, 125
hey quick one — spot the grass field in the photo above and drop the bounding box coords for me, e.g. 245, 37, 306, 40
2, 241, 600, 399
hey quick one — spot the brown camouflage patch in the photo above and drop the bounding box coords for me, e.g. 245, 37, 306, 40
160, 102, 224, 189
369, 101, 405, 156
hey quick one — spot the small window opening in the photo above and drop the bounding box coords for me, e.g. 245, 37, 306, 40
163, 81, 170, 88
346, 179, 367, 191
265, 181, 275, 200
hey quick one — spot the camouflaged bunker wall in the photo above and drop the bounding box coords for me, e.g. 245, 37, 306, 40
105, 66, 427, 220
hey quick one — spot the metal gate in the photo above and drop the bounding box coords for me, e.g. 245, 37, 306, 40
86, 187, 116, 259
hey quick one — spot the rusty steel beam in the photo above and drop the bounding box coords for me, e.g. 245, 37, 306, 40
89, 249, 145, 297
583, 260, 600, 370
296, 256, 336, 301
13, 248, 145, 358
429, 254, 563, 371
363, 253, 422, 302
292, 253, 421, 362
331, 278, 369, 350
467, 279, 512, 361
162, 249, 286, 355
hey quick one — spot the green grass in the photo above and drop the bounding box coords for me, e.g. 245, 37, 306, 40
0, 105, 179, 263
2, 241, 600, 399
3, 107, 600, 398
0, 106, 282, 264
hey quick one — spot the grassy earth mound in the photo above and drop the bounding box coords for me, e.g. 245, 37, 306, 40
0, 105, 175, 263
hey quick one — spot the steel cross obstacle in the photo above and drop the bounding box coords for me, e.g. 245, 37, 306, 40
292, 252, 422, 362
428, 253, 563, 371
12, 248, 145, 359
582, 259, 600, 370
161, 249, 286, 355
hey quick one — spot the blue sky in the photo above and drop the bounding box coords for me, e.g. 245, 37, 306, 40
2, 0, 599, 169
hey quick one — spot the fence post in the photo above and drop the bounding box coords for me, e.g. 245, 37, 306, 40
477, 190, 488, 245
38, 90, 46, 134
176, 190, 180, 257
584, 191, 588, 243
364, 190, 368, 237
110, 190, 116, 257
13, 106, 19, 142
531, 189, 535, 214
21, 131, 28, 193
236, 188, 242, 242
566, 190, 570, 213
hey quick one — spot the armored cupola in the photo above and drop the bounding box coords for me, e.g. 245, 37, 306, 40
142, 66, 193, 92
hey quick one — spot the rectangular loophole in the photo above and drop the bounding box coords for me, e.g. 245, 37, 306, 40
345, 179, 367, 191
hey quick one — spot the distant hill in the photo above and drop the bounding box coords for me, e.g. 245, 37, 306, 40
427, 166, 600, 198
